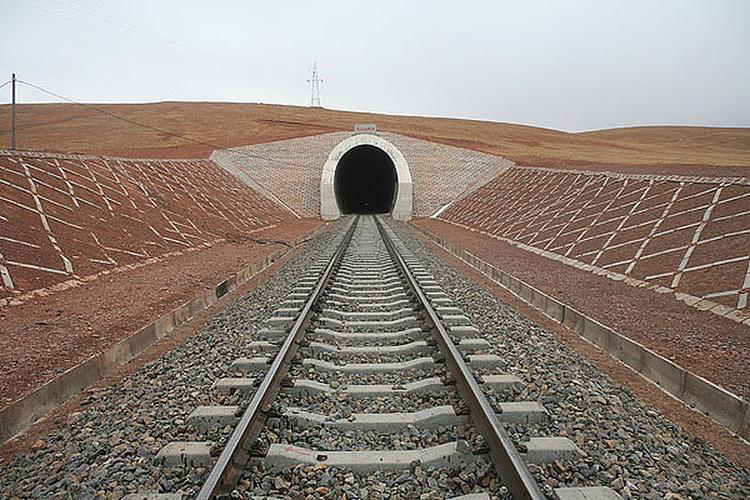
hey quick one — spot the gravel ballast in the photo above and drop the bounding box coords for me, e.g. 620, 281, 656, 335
1, 216, 748, 499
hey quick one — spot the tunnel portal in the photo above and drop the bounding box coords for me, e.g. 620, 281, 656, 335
334, 145, 397, 214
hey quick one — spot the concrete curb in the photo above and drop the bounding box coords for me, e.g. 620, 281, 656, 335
0, 225, 326, 444
410, 224, 750, 442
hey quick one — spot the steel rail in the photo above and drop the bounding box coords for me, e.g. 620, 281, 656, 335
374, 216, 545, 500
196, 216, 359, 499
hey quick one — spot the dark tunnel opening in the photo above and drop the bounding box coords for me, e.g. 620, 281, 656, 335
334, 145, 397, 214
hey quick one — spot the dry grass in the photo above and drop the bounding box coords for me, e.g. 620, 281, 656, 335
0, 102, 747, 175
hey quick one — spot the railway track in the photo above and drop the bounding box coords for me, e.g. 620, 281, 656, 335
149, 215, 620, 500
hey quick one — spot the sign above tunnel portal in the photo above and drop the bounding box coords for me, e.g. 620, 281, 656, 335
321, 134, 413, 221
354, 123, 377, 134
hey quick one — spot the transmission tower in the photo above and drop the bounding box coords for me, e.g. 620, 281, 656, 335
307, 61, 322, 107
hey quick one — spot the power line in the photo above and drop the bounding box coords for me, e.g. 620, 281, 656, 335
51, 0, 160, 35
11, 0, 300, 86
0, 80, 12, 91
17, 79, 218, 144
9, 76, 311, 214
10, 0, 159, 48
10, 0, 282, 75
12, 78, 310, 168
45, 0, 233, 65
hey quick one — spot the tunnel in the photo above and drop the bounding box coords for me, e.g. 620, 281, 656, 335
333, 145, 397, 214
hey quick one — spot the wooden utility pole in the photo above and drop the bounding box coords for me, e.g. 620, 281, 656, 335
11, 73, 16, 150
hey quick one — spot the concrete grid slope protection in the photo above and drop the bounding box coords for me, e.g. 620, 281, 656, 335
440, 165, 750, 318
0, 150, 289, 303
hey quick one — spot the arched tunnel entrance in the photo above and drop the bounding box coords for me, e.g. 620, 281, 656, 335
333, 145, 397, 214
321, 133, 412, 220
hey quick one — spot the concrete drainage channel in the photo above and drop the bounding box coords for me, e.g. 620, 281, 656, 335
129, 216, 620, 500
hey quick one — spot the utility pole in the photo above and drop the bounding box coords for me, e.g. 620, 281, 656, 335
307, 62, 322, 107
11, 73, 16, 150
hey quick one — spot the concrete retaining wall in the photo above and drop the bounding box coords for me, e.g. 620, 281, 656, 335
0, 227, 324, 444
410, 224, 750, 442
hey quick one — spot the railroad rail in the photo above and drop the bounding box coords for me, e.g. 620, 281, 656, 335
150, 215, 620, 500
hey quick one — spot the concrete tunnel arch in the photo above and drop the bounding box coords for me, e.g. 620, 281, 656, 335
320, 134, 413, 221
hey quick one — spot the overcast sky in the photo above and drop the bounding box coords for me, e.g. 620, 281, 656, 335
1, 0, 749, 132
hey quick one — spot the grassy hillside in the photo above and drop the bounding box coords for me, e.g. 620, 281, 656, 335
0, 102, 747, 175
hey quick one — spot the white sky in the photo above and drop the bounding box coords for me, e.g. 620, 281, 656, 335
1, 0, 749, 132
